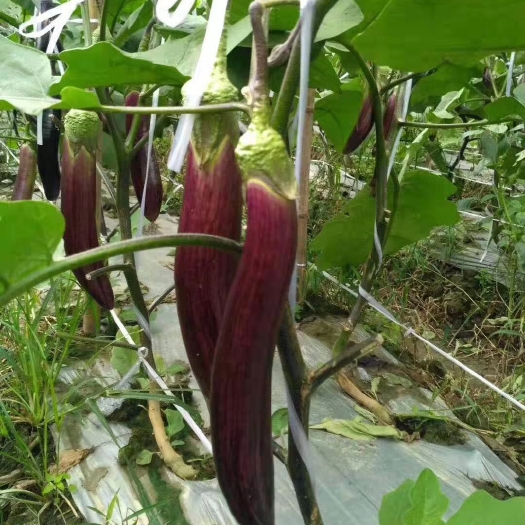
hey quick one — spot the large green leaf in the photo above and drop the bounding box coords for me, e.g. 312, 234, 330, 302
51, 41, 189, 94
314, 0, 363, 42
447, 491, 525, 525
404, 470, 448, 525
483, 97, 525, 122
0, 202, 64, 295
411, 64, 482, 109
315, 79, 363, 152
0, 36, 57, 114
310, 51, 341, 92
379, 479, 415, 525
352, 0, 525, 71
338, 0, 389, 48
379, 470, 448, 525
311, 171, 460, 270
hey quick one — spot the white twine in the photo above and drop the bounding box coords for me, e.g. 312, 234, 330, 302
19, 0, 85, 56
110, 309, 213, 453
164, 0, 229, 172
315, 266, 525, 413
20, 2, 70, 146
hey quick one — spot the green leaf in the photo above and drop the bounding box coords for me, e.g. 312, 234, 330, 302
56, 87, 101, 109
385, 171, 459, 255
311, 171, 460, 270
113, 0, 153, 48
314, 0, 364, 42
483, 97, 525, 122
271, 408, 289, 437
310, 51, 341, 92
380, 470, 450, 525
165, 409, 185, 437
404, 469, 448, 525
379, 479, 415, 525
110, 347, 138, 378
52, 41, 188, 94
411, 64, 482, 109
0, 202, 64, 295
433, 90, 464, 120
315, 79, 363, 152
352, 0, 525, 71
136, 449, 154, 466
311, 418, 404, 440
448, 491, 525, 525
337, 0, 388, 47
0, 36, 58, 114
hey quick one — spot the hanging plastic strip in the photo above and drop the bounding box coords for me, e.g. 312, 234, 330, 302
110, 309, 213, 453
163, 0, 230, 172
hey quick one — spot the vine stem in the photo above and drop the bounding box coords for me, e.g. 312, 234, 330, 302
398, 118, 509, 129
0, 233, 241, 308
89, 102, 251, 116
270, 0, 339, 137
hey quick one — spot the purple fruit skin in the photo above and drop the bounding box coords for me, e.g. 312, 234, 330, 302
61, 140, 115, 310
210, 180, 298, 525
175, 142, 242, 399
383, 94, 398, 142
125, 92, 163, 222
12, 144, 37, 201
343, 95, 374, 154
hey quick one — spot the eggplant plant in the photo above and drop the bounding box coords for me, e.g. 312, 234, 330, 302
2, 0, 525, 524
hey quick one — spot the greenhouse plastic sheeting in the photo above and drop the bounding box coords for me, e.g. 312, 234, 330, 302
54, 217, 521, 525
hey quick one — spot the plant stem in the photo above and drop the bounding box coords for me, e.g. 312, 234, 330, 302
308, 336, 383, 393
55, 331, 139, 350
277, 309, 321, 525
148, 284, 176, 314
98, 0, 109, 41
270, 0, 338, 137
398, 118, 500, 129
380, 71, 429, 95
0, 233, 241, 308
86, 263, 132, 280
90, 102, 251, 116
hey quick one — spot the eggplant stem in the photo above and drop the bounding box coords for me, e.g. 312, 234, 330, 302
86, 263, 132, 280
308, 335, 383, 394
148, 284, 175, 314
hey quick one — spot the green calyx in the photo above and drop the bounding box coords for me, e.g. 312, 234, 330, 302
64, 110, 101, 155
235, 108, 296, 200
184, 25, 240, 168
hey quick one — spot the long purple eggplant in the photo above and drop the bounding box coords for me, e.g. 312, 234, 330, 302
210, 111, 298, 525
12, 143, 37, 201
343, 94, 374, 154
125, 91, 163, 222
174, 51, 243, 400
61, 110, 114, 310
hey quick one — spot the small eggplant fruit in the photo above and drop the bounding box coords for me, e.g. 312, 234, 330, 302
61, 110, 114, 310
383, 93, 398, 143
174, 59, 243, 400
12, 143, 37, 201
210, 109, 298, 525
125, 91, 163, 222
343, 95, 374, 154
37, 109, 62, 201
